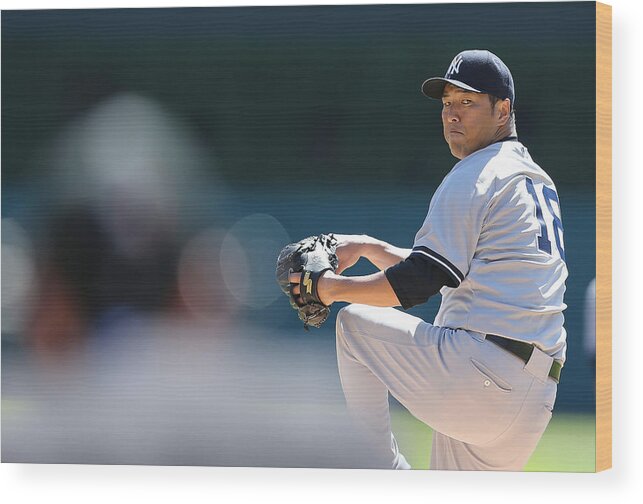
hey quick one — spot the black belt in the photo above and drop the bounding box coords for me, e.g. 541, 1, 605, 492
486, 334, 562, 383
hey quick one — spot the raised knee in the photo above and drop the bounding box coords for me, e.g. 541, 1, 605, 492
336, 305, 360, 352
336, 304, 362, 326
336, 304, 368, 336
336, 305, 350, 335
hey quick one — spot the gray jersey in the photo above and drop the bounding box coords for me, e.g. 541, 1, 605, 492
411, 139, 568, 361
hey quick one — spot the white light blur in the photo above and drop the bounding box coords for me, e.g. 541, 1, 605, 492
220, 213, 291, 308
1, 219, 37, 337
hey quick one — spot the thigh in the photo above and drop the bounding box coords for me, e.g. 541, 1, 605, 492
430, 378, 557, 471
336, 304, 542, 446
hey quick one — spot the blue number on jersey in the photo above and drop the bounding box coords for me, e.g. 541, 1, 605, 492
542, 186, 566, 261
525, 177, 551, 255
525, 177, 565, 261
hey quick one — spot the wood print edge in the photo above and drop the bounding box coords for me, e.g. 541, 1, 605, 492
595, 0, 612, 473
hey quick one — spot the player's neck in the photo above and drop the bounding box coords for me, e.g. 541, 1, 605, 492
493, 124, 517, 144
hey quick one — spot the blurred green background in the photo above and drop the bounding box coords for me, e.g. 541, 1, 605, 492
392, 408, 596, 472
3, 3, 596, 188
2, 3, 596, 471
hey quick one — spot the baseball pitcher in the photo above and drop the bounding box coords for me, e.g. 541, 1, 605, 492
279, 50, 567, 471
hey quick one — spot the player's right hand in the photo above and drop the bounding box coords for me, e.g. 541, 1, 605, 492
333, 234, 373, 274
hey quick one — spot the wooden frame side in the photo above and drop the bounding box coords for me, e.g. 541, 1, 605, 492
595, 0, 612, 473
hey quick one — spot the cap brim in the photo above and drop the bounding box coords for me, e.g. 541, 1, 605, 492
421, 77, 482, 99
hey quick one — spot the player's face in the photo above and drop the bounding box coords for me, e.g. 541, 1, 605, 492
441, 84, 505, 160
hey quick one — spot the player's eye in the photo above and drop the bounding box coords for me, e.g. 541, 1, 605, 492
442, 101, 451, 107
462, 99, 472, 105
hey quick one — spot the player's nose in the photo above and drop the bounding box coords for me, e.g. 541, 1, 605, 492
442, 107, 459, 122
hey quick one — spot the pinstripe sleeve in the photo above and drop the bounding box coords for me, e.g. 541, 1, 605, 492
413, 160, 491, 285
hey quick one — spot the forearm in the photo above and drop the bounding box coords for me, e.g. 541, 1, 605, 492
320, 271, 401, 307
358, 237, 411, 271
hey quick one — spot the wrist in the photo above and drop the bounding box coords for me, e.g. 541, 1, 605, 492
357, 235, 384, 258
319, 271, 341, 306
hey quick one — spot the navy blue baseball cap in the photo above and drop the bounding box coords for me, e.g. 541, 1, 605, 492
422, 50, 515, 108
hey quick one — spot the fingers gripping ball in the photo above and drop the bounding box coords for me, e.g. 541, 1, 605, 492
276, 234, 339, 329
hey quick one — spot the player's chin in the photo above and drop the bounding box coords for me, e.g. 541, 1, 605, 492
447, 141, 466, 160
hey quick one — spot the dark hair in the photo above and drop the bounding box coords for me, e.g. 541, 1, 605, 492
489, 95, 516, 121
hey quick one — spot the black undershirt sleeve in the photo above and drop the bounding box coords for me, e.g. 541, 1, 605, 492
384, 253, 458, 310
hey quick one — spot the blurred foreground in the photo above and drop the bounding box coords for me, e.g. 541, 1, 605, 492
2, 317, 389, 469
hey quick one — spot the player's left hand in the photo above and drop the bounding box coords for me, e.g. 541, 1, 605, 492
275, 234, 339, 329
288, 270, 333, 307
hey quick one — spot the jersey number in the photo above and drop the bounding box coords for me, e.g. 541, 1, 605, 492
525, 177, 565, 261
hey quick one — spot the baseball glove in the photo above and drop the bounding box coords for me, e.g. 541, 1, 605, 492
276, 234, 339, 329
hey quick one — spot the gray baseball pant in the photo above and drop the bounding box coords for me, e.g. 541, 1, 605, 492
335, 304, 557, 471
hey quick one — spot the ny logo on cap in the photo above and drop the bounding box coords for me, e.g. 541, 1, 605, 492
445, 54, 464, 78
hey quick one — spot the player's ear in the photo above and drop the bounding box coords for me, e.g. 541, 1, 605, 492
497, 98, 511, 126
